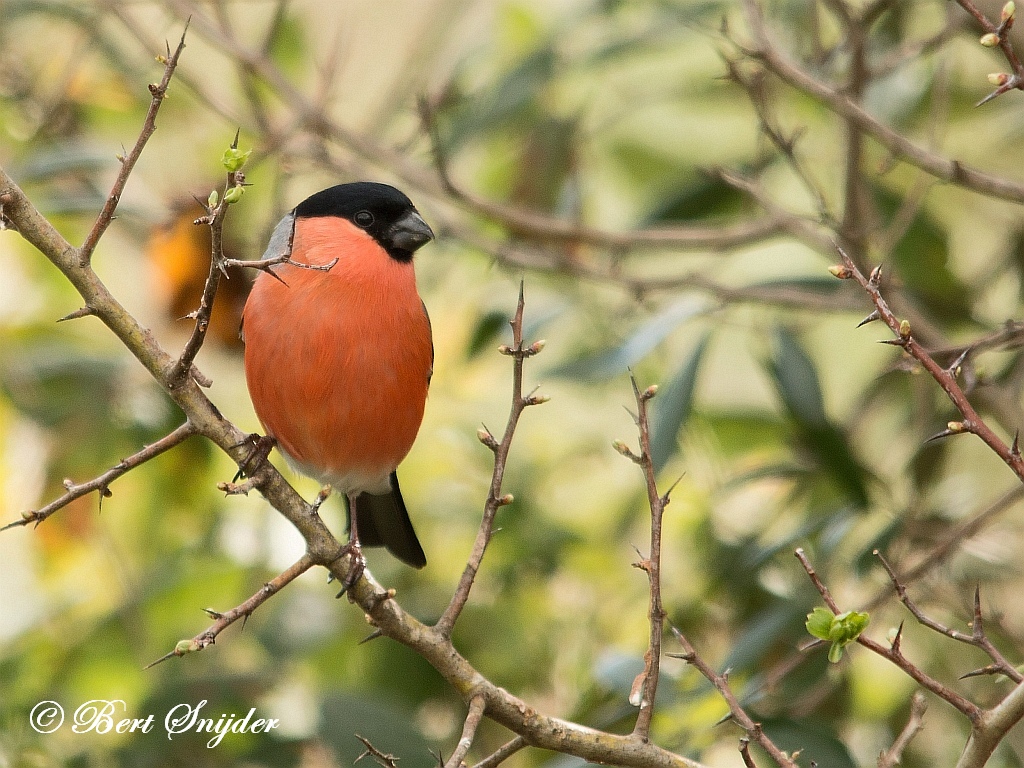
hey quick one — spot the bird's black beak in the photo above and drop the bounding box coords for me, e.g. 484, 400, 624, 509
389, 210, 434, 254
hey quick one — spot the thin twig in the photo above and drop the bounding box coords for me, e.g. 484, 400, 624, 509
444, 695, 487, 768
144, 554, 315, 668
877, 692, 927, 768
739, 0, 1024, 204
627, 375, 668, 740
669, 624, 798, 768
355, 734, 401, 768
417, 96, 794, 253
795, 548, 984, 723
436, 282, 546, 638
2, 421, 197, 531
953, 0, 1024, 105
469, 737, 527, 768
874, 551, 1022, 682
834, 247, 1024, 484
167, 137, 241, 387
79, 21, 190, 266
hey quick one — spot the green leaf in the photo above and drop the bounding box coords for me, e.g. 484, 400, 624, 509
466, 310, 510, 359
767, 327, 871, 508
806, 607, 870, 663
550, 297, 708, 380
805, 607, 835, 641
221, 146, 252, 173
650, 332, 710, 473
770, 326, 827, 427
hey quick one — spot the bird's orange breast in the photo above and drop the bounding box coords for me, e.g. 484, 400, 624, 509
242, 216, 432, 494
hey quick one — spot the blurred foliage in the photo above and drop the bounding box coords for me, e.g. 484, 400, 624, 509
2, 1, 1024, 767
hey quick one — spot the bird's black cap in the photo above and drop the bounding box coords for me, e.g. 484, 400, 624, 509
294, 182, 433, 262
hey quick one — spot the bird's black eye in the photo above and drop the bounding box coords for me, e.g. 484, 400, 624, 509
354, 210, 374, 228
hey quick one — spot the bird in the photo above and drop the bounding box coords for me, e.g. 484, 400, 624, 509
241, 182, 434, 584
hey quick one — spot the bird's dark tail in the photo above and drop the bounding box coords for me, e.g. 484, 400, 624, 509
347, 472, 426, 568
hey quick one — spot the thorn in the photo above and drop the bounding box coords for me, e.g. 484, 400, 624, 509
359, 629, 384, 645
57, 306, 96, 323
868, 263, 883, 286
231, 127, 241, 150
856, 310, 880, 328
1012, 430, 1021, 459
878, 338, 908, 347
948, 348, 970, 377
960, 663, 1001, 680
143, 650, 177, 670
0, 517, 30, 532
925, 422, 967, 442
892, 621, 904, 653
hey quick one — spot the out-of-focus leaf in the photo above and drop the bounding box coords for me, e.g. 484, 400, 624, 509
746, 275, 848, 297
725, 602, 807, 672
650, 332, 710, 473
761, 718, 857, 768
509, 115, 577, 212
642, 172, 751, 223
550, 297, 708, 380
855, 517, 904, 574
466, 309, 510, 359
443, 46, 556, 150
12, 143, 113, 181
769, 327, 827, 427
768, 328, 870, 508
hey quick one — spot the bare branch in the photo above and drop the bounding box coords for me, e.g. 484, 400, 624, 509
444, 695, 486, 768
2, 421, 197, 531
739, 0, 1024, 204
834, 248, 1024, 484
436, 282, 544, 638
669, 624, 798, 768
877, 692, 927, 768
625, 375, 668, 740
470, 737, 527, 768
874, 551, 1023, 682
145, 554, 315, 668
80, 22, 190, 266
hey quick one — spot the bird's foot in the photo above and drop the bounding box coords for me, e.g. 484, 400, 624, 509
333, 539, 366, 599
232, 433, 276, 482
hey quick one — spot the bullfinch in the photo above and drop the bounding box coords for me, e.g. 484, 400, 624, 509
241, 182, 434, 576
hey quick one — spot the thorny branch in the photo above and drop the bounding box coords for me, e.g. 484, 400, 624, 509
435, 281, 547, 639
832, 248, 1024, 485
795, 549, 983, 722
145, 554, 316, 668
618, 375, 668, 740
669, 625, 798, 768
1, 420, 197, 531
797, 550, 1024, 768
80, 21, 189, 267
874, 550, 1022, 682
